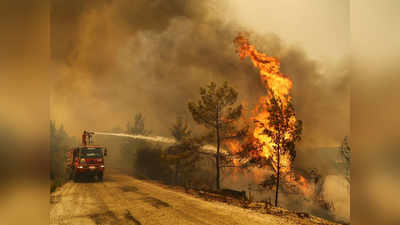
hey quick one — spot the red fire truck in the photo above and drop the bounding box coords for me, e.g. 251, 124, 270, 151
67, 131, 108, 182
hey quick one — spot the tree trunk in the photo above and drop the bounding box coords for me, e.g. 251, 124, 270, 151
275, 147, 280, 207
216, 105, 220, 190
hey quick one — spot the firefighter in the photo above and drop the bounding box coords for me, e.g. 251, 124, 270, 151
82, 130, 87, 145
87, 131, 94, 144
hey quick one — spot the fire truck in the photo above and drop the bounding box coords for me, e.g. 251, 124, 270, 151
67, 131, 108, 182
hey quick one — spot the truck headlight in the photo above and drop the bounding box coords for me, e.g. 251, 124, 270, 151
100, 165, 104, 168
78, 166, 83, 169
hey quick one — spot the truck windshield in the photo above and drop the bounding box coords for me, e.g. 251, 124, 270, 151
80, 148, 103, 158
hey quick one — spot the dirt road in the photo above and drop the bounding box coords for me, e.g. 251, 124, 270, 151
50, 172, 303, 225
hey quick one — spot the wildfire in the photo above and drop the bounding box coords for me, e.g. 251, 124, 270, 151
230, 34, 312, 197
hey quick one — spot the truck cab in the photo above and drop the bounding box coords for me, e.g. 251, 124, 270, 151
69, 145, 107, 181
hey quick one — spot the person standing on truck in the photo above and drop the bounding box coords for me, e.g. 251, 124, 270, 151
87, 131, 94, 144
82, 130, 87, 145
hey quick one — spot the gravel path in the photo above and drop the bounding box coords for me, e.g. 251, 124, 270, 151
50, 172, 302, 225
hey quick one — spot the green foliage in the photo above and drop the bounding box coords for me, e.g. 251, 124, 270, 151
165, 139, 201, 186
121, 136, 148, 172
170, 116, 192, 142
50, 120, 74, 191
127, 113, 151, 135
163, 116, 200, 185
134, 144, 173, 183
188, 81, 242, 132
123, 113, 152, 174
188, 81, 243, 189
122, 113, 172, 182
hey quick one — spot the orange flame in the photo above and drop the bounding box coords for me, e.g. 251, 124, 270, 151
229, 34, 312, 196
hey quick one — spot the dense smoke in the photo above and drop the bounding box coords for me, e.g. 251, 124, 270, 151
51, 1, 349, 222
51, 0, 349, 148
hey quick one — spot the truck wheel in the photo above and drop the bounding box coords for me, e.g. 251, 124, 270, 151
98, 172, 103, 182
69, 169, 74, 180
66, 168, 73, 180
73, 173, 79, 182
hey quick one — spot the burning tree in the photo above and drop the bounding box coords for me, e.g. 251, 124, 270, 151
229, 34, 310, 206
259, 93, 302, 206
188, 81, 242, 189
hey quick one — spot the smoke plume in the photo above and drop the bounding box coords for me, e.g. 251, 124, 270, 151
51, 1, 349, 221
51, 0, 349, 149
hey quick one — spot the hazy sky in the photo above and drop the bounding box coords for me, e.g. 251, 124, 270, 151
224, 0, 349, 62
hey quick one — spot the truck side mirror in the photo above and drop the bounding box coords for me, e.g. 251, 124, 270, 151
104, 148, 108, 156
